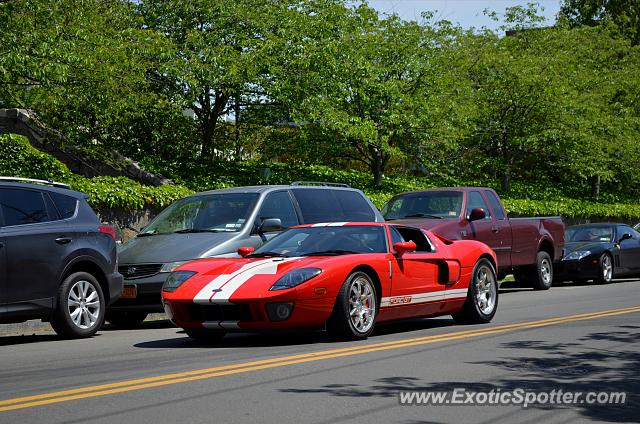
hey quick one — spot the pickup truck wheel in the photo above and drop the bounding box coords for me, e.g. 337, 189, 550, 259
452, 259, 498, 324
529, 251, 554, 290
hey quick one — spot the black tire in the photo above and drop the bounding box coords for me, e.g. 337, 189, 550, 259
327, 271, 378, 340
452, 258, 499, 324
594, 253, 614, 284
106, 311, 149, 329
524, 251, 554, 290
50, 272, 105, 338
185, 329, 226, 343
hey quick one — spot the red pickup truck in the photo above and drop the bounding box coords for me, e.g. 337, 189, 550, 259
382, 187, 565, 290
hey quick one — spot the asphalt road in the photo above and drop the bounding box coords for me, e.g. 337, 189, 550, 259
0, 280, 639, 424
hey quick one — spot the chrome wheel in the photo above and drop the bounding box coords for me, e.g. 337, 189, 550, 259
67, 280, 100, 329
474, 264, 497, 315
540, 257, 552, 286
348, 275, 376, 334
601, 254, 613, 282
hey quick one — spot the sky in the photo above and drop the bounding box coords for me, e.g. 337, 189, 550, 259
363, 0, 562, 29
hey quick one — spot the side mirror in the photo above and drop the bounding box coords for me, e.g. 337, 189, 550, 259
238, 246, 254, 257
619, 233, 632, 243
393, 241, 417, 256
258, 218, 283, 234
468, 208, 486, 222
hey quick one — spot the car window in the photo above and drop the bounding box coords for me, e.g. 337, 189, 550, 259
389, 226, 405, 245
49, 192, 78, 219
257, 191, 299, 229
484, 191, 505, 220
395, 227, 433, 252
382, 191, 463, 219
291, 189, 375, 224
466, 191, 491, 219
333, 190, 376, 221
617, 225, 640, 241
567, 225, 613, 243
0, 188, 51, 226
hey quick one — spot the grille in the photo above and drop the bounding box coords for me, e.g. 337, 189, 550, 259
119, 264, 163, 279
189, 304, 253, 322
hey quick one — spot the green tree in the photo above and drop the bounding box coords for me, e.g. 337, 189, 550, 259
559, 0, 640, 45
275, 4, 469, 186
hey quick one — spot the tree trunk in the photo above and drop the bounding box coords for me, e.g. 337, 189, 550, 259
234, 91, 241, 161
591, 175, 601, 201
502, 165, 511, 192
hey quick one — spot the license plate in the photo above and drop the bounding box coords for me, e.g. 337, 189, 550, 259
120, 285, 137, 299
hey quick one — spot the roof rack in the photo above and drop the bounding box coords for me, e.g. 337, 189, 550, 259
290, 181, 350, 188
0, 176, 70, 189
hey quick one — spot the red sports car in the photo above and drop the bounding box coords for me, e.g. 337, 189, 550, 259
161, 223, 498, 341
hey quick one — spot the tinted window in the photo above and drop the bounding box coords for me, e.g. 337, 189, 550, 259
617, 225, 640, 241
567, 225, 613, 243
0, 188, 51, 226
257, 191, 299, 229
466, 191, 491, 219
50, 192, 78, 219
485, 191, 505, 220
292, 189, 375, 224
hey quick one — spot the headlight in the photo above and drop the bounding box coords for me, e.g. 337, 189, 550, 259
563, 250, 591, 261
160, 261, 189, 272
162, 271, 197, 292
270, 268, 322, 291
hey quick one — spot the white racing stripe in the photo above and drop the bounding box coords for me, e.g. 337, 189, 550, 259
193, 258, 300, 304
381, 288, 468, 308
311, 222, 348, 227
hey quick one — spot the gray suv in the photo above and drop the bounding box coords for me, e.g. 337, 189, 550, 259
0, 178, 123, 338
110, 183, 383, 328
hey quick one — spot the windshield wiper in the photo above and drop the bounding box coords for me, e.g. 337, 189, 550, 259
402, 213, 443, 219
173, 228, 226, 234
304, 250, 361, 256
246, 251, 290, 258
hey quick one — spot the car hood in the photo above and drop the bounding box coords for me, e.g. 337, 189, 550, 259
563, 241, 608, 254
118, 232, 241, 264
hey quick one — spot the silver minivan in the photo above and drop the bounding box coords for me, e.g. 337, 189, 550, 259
107, 183, 383, 328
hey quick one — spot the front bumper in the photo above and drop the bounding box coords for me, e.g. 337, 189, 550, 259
554, 258, 599, 281
163, 297, 335, 332
107, 273, 168, 312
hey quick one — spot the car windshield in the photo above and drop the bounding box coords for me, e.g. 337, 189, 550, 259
382, 191, 463, 220
566, 225, 613, 243
140, 193, 259, 235
249, 226, 388, 257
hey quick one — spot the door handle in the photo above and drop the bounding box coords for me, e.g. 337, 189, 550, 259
55, 237, 72, 245
0, 242, 4, 248
492, 228, 499, 233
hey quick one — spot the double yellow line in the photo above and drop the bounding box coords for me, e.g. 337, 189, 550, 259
2, 305, 639, 413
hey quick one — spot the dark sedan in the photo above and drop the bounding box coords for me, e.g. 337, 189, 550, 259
555, 223, 640, 284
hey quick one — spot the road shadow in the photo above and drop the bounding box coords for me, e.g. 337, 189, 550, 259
0, 333, 62, 346
134, 317, 458, 349
101, 319, 174, 331
277, 325, 640, 423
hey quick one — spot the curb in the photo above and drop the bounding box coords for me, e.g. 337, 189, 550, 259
0, 313, 169, 337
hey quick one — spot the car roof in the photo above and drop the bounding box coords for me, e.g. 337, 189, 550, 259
193, 184, 364, 196
0, 181, 89, 199
392, 187, 494, 197
566, 223, 619, 229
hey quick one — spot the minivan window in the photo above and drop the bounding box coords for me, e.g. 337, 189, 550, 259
140, 193, 259, 235
0, 188, 51, 226
291, 189, 375, 223
50, 192, 78, 219
257, 191, 299, 229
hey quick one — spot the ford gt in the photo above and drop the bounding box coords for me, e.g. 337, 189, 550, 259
161, 223, 498, 341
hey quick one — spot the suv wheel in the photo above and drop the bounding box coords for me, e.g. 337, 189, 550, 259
51, 272, 105, 338
106, 311, 149, 329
